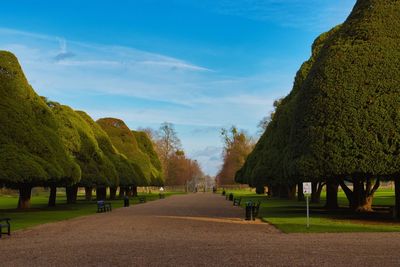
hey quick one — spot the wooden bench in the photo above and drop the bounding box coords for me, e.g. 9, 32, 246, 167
233, 197, 242, 206
138, 196, 146, 203
0, 218, 11, 238
97, 201, 112, 213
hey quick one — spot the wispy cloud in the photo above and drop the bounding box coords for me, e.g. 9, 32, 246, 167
0, 27, 289, 175
0, 27, 286, 108
0, 27, 210, 72
53, 37, 75, 61
181, 0, 355, 31
188, 146, 223, 175
141, 60, 211, 72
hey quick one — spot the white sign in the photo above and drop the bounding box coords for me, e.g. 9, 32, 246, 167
159, 187, 164, 192
303, 182, 312, 195
303, 182, 312, 228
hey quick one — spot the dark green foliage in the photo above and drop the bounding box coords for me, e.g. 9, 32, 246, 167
237, 0, 400, 211
235, 26, 341, 187
97, 118, 160, 186
49, 103, 119, 188
0, 51, 80, 187
132, 130, 164, 185
290, 0, 400, 179
76, 111, 136, 188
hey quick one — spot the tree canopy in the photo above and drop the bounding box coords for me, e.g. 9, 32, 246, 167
76, 112, 137, 189
132, 130, 164, 185
289, 0, 400, 181
236, 0, 400, 211
217, 126, 254, 186
97, 118, 162, 186
235, 25, 341, 188
49, 102, 119, 188
0, 51, 80, 189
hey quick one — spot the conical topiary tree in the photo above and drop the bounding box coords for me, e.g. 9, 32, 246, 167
49, 102, 118, 203
76, 111, 127, 200
132, 130, 164, 186
0, 51, 80, 208
235, 26, 341, 200
97, 118, 160, 195
289, 0, 400, 212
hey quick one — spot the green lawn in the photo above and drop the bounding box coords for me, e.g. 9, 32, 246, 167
222, 189, 400, 233
0, 190, 183, 231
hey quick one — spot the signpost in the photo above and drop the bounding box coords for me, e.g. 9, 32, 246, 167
303, 182, 312, 228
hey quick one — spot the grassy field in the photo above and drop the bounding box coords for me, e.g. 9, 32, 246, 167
221, 188, 400, 233
0, 189, 183, 231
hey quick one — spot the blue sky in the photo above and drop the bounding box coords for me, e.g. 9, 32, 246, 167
0, 0, 356, 175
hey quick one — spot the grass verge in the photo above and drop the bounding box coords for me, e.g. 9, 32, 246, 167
0, 191, 183, 231
221, 189, 400, 233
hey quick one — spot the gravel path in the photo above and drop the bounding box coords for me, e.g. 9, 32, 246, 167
1, 193, 400, 266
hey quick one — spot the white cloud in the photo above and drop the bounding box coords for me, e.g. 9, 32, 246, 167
140, 60, 211, 72
0, 27, 289, 176
188, 146, 223, 176
0, 29, 286, 108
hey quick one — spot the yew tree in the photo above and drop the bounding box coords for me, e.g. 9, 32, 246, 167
0, 51, 80, 208
77, 112, 121, 200
289, 0, 400, 212
235, 26, 340, 198
97, 118, 162, 195
49, 103, 119, 203
132, 130, 164, 186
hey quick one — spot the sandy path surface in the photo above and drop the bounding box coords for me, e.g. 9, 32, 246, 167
1, 193, 400, 266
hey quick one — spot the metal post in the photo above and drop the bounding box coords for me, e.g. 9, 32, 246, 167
306, 195, 310, 228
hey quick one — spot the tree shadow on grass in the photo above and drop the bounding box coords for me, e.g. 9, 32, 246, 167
260, 204, 399, 225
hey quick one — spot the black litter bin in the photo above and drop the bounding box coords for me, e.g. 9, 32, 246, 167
124, 196, 129, 207
251, 204, 256, 221
222, 190, 226, 196
229, 193, 234, 201
245, 201, 255, 220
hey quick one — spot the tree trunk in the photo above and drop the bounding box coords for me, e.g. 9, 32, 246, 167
279, 185, 288, 199
339, 179, 353, 208
18, 185, 32, 209
325, 180, 338, 210
85, 187, 92, 201
271, 185, 280, 197
48, 185, 57, 207
96, 187, 107, 201
297, 183, 305, 201
109, 187, 117, 200
132, 186, 138, 197
311, 182, 323, 203
356, 196, 374, 212
256, 183, 265, 194
287, 185, 296, 200
352, 177, 363, 210
66, 185, 78, 204
119, 186, 125, 198
353, 177, 379, 212
395, 178, 400, 219
126, 187, 132, 197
